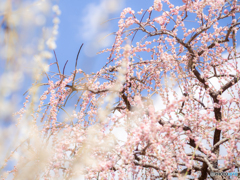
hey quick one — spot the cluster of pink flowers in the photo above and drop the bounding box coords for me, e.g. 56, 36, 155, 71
10, 0, 240, 179
153, 0, 163, 12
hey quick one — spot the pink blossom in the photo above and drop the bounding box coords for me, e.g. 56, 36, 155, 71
217, 95, 228, 105
154, 0, 163, 12
224, 9, 229, 14
154, 16, 165, 25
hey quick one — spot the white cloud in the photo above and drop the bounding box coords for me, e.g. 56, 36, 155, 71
79, 0, 125, 57
110, 111, 128, 144
112, 125, 128, 143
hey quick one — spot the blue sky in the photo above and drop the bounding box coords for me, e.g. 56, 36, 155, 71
51, 0, 236, 76
53, 0, 144, 74
53, 0, 158, 75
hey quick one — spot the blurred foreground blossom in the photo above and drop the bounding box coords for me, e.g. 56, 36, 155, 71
0, 0, 60, 179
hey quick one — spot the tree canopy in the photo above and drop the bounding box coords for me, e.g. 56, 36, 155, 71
1, 0, 240, 180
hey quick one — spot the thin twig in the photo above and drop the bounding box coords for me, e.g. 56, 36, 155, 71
72, 43, 84, 86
